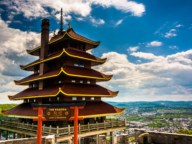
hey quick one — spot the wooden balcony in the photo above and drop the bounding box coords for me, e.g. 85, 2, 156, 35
0, 119, 126, 138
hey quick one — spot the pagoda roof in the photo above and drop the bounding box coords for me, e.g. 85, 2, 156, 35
21, 48, 106, 71
2, 101, 125, 118
9, 83, 119, 100
27, 28, 100, 56
14, 66, 112, 85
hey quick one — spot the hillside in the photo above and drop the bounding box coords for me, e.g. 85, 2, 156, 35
0, 104, 18, 120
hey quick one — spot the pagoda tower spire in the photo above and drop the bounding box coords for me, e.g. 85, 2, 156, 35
59, 8, 63, 34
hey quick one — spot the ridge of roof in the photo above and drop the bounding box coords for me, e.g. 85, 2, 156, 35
2, 101, 125, 118
15, 66, 112, 85
27, 28, 100, 55
20, 48, 106, 70
9, 83, 119, 100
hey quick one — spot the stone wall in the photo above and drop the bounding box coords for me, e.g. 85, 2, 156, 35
0, 135, 55, 144
135, 129, 192, 144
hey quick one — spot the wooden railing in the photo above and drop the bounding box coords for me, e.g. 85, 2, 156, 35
0, 119, 126, 136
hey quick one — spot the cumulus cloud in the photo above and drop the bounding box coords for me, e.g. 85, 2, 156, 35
0, 0, 145, 20
137, 60, 141, 63
95, 49, 192, 101
76, 17, 84, 21
127, 46, 139, 52
0, 15, 39, 77
146, 41, 163, 47
0, 91, 23, 104
0, 15, 39, 104
164, 29, 177, 38
90, 16, 105, 26
130, 52, 164, 60
55, 13, 72, 24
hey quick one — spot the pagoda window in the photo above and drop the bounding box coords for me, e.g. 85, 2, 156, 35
91, 97, 94, 101
80, 44, 84, 51
33, 83, 35, 87
61, 61, 63, 67
34, 99, 36, 102
58, 80, 61, 83
72, 78, 76, 83
80, 80, 83, 83
87, 79, 91, 84
80, 61, 84, 67
57, 97, 60, 101
70, 41, 77, 48
51, 48, 53, 53
74, 59, 79, 66
82, 97, 86, 101
28, 99, 30, 102
72, 97, 77, 101
49, 98, 51, 102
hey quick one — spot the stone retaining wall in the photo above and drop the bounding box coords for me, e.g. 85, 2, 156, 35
0, 135, 55, 144
135, 129, 192, 144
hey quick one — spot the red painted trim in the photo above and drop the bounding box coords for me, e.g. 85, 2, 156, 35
33, 107, 47, 110
37, 107, 43, 144
74, 106, 78, 144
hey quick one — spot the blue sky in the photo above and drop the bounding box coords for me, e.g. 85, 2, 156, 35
0, 0, 192, 103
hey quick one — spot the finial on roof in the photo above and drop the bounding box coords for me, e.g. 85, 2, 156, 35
67, 23, 71, 30
60, 8, 63, 32
53, 30, 56, 36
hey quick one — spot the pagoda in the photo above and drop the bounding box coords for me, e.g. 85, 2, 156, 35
2, 10, 125, 129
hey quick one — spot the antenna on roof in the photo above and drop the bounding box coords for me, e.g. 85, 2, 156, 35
60, 8, 63, 32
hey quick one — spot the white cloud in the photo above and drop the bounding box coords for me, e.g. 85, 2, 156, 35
127, 46, 139, 52
164, 29, 177, 38
0, 0, 145, 20
90, 16, 105, 26
95, 49, 192, 101
169, 45, 179, 49
176, 24, 183, 27
76, 17, 84, 21
0, 15, 39, 77
0, 91, 23, 104
130, 52, 164, 60
55, 13, 72, 24
146, 41, 163, 47
137, 60, 141, 63
86, 49, 93, 54
115, 19, 123, 26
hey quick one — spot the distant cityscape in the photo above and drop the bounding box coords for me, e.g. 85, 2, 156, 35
108, 101, 192, 137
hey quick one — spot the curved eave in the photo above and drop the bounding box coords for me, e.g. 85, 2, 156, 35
1, 110, 9, 115
15, 67, 113, 85
27, 30, 100, 56
8, 95, 14, 100
27, 46, 41, 55
21, 48, 106, 70
11, 87, 119, 100
2, 108, 125, 119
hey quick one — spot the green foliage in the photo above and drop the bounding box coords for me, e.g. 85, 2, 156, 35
177, 129, 192, 135
0, 104, 18, 121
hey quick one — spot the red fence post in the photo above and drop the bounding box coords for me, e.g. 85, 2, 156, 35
74, 106, 78, 144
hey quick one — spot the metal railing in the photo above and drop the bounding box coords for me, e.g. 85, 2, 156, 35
0, 119, 126, 136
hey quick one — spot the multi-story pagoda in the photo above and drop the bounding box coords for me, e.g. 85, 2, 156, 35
1, 10, 125, 141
